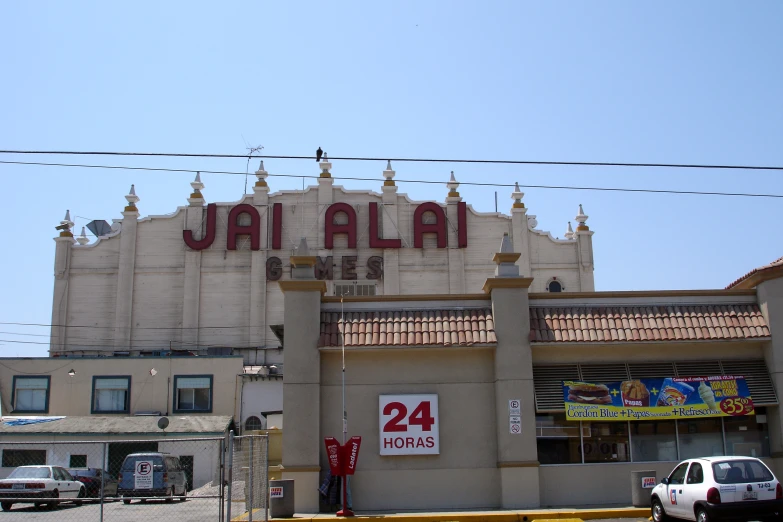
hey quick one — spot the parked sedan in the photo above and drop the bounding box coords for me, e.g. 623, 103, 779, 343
0, 465, 85, 511
68, 468, 119, 498
652, 456, 783, 522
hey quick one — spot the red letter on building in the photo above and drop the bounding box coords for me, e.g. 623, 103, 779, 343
368, 202, 402, 248
272, 202, 282, 250
183, 203, 217, 250
325, 203, 357, 249
413, 202, 447, 248
227, 204, 261, 250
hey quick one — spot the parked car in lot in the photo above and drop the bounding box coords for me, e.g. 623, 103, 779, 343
68, 468, 119, 498
117, 452, 188, 503
651, 456, 783, 522
0, 465, 85, 511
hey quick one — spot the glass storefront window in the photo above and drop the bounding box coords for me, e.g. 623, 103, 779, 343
582, 422, 630, 463
677, 418, 724, 459
631, 420, 677, 462
723, 407, 770, 457
536, 413, 583, 464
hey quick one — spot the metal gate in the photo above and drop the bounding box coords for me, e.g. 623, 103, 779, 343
0, 432, 268, 522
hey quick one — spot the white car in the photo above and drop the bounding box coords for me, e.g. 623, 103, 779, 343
0, 465, 85, 511
652, 456, 783, 522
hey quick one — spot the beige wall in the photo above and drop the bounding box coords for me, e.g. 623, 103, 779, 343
319, 348, 500, 510
0, 356, 243, 417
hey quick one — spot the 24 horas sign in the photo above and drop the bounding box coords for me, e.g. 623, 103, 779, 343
183, 201, 469, 281
563, 375, 754, 421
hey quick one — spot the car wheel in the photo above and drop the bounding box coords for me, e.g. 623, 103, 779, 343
48, 489, 59, 509
652, 498, 670, 522
165, 487, 174, 502
1, 502, 12, 512
123, 498, 131, 505
697, 507, 710, 522
75, 486, 86, 506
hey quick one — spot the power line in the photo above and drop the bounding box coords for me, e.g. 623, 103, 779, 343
1, 149, 782, 171
1, 160, 781, 199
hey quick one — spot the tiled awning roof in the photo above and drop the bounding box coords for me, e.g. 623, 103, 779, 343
726, 256, 783, 289
529, 304, 770, 343
319, 309, 496, 347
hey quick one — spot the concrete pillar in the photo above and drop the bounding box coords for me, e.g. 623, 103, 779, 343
446, 174, 465, 294
317, 161, 334, 250
758, 277, 783, 475
182, 187, 205, 349
280, 239, 326, 512
50, 227, 75, 355
574, 205, 595, 292
114, 190, 139, 352
381, 171, 401, 295
509, 184, 531, 277
249, 173, 271, 350
483, 234, 538, 508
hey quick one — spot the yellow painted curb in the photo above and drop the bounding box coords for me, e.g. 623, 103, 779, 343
261, 507, 651, 522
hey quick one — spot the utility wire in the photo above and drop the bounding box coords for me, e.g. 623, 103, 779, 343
1, 149, 782, 171
1, 160, 781, 199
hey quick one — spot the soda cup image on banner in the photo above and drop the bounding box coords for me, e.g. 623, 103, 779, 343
656, 378, 694, 406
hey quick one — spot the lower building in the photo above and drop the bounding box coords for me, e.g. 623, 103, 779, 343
279, 241, 783, 511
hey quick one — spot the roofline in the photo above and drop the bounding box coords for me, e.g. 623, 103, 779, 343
322, 294, 488, 303
530, 289, 757, 299
727, 263, 783, 289
531, 337, 771, 347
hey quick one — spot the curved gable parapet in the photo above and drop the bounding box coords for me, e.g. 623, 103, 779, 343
268, 186, 316, 199
464, 203, 511, 221
137, 205, 186, 224
529, 227, 576, 244
74, 221, 122, 249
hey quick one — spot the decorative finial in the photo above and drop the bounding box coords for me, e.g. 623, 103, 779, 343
447, 171, 460, 198
575, 204, 589, 231
189, 172, 205, 200
76, 227, 89, 245
564, 222, 575, 239
511, 182, 525, 208
499, 233, 513, 253
124, 184, 139, 212
255, 161, 269, 188
383, 160, 396, 187
57, 210, 75, 237
492, 233, 521, 276
319, 155, 332, 178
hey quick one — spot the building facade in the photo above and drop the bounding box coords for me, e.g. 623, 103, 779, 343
28, 160, 783, 511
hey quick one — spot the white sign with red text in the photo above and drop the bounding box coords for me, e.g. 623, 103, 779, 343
379, 394, 439, 456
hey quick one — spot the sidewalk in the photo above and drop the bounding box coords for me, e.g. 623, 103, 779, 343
233, 506, 651, 522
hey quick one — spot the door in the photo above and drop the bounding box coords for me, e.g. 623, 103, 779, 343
680, 462, 706, 520
664, 462, 690, 518
180, 456, 194, 492
54, 468, 79, 498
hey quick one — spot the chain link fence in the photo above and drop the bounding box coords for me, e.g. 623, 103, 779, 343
0, 433, 268, 521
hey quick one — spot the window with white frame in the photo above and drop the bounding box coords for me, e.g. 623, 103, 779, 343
173, 375, 213, 413
92, 376, 130, 413
13, 376, 50, 413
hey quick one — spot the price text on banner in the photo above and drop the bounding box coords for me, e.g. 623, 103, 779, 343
563, 375, 754, 422
379, 394, 439, 455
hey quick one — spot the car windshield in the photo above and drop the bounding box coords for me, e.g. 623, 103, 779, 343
8, 467, 51, 479
712, 460, 774, 484
121, 456, 164, 471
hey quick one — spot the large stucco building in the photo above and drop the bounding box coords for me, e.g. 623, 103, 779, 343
4, 160, 782, 511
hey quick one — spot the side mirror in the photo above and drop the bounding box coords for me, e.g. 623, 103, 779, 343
661, 477, 669, 485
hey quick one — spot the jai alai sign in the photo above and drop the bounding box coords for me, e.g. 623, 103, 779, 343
182, 201, 469, 281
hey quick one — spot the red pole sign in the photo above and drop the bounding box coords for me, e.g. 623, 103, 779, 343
324, 437, 343, 476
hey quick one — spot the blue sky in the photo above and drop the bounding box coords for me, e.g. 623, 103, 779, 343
1, 1, 781, 356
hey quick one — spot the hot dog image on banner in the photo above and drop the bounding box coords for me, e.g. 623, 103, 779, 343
563, 375, 754, 421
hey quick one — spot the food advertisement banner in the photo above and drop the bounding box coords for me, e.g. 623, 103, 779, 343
563, 376, 754, 421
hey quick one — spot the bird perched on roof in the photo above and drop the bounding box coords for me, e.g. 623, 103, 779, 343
316, 147, 323, 162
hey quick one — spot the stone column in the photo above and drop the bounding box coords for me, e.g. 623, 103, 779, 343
574, 204, 595, 291
250, 163, 271, 352
50, 211, 75, 355
317, 160, 334, 249
446, 172, 466, 293
381, 162, 401, 295
509, 183, 532, 277
482, 234, 538, 508
758, 277, 783, 475
182, 175, 204, 349
114, 186, 140, 352
280, 238, 326, 512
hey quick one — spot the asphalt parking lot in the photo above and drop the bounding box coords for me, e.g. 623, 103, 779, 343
0, 498, 251, 521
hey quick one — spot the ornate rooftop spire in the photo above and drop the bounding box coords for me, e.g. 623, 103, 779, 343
124, 184, 139, 212
446, 171, 460, 199
575, 204, 589, 231
511, 182, 524, 209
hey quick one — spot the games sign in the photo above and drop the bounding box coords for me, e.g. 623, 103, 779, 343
563, 376, 754, 421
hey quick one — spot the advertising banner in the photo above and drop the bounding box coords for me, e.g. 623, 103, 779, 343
563, 375, 754, 421
324, 437, 342, 475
